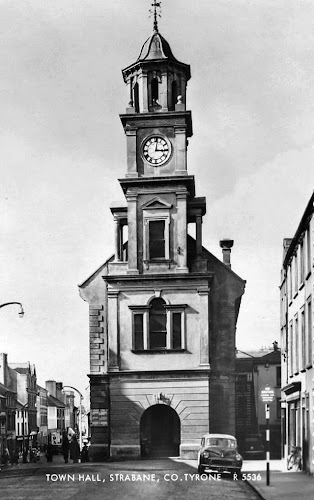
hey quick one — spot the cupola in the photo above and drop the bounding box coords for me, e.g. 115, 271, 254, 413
122, 20, 190, 114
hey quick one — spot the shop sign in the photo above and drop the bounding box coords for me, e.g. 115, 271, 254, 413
260, 385, 275, 403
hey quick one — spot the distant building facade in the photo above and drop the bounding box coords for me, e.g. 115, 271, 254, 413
235, 345, 281, 458
280, 191, 314, 473
79, 20, 245, 461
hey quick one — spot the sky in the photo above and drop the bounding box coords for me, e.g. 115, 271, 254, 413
0, 0, 313, 398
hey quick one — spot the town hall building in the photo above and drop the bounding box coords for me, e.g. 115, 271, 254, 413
79, 9, 245, 461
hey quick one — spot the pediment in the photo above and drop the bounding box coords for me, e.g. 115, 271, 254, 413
141, 197, 172, 210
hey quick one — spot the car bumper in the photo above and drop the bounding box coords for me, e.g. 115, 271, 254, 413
200, 460, 242, 473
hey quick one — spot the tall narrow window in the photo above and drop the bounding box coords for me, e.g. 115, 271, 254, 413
134, 83, 139, 113
149, 220, 165, 259
151, 77, 159, 104
300, 240, 305, 284
170, 81, 177, 111
134, 314, 144, 350
289, 321, 293, 376
301, 309, 305, 369
294, 255, 298, 295
306, 227, 311, 275
149, 298, 167, 349
294, 315, 299, 373
172, 312, 182, 349
307, 299, 312, 366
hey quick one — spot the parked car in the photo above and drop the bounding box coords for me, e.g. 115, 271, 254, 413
198, 433, 243, 476
241, 434, 265, 460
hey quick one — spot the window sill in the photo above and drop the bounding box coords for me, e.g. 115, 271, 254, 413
306, 364, 312, 370
305, 270, 311, 281
132, 349, 186, 354
143, 259, 172, 270
293, 292, 298, 299
299, 282, 305, 291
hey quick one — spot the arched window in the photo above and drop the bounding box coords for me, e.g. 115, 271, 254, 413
170, 81, 178, 111
149, 298, 166, 349
133, 82, 139, 113
151, 77, 159, 105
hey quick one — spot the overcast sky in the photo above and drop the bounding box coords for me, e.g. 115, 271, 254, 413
0, 0, 313, 397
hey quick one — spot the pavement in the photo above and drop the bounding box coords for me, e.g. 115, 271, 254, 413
242, 459, 314, 500
2, 454, 314, 500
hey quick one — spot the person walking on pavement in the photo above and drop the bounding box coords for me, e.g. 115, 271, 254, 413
69, 435, 80, 464
61, 432, 70, 464
46, 443, 53, 463
81, 443, 89, 463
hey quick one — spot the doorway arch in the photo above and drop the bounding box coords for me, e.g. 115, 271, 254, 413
140, 404, 180, 458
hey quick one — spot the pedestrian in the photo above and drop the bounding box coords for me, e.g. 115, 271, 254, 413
61, 432, 70, 464
46, 443, 53, 463
69, 435, 80, 464
81, 443, 89, 463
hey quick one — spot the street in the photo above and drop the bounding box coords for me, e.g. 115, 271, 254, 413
0, 456, 261, 500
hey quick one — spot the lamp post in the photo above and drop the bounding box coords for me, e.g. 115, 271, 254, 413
62, 386, 83, 451
0, 302, 24, 317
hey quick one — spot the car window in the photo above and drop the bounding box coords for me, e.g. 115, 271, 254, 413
206, 438, 237, 448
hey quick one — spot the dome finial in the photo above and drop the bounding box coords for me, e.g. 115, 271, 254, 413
149, 0, 161, 33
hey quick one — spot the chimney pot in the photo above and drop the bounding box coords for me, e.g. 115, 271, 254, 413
219, 239, 234, 268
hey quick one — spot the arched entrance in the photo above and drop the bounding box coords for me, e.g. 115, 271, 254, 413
140, 404, 180, 458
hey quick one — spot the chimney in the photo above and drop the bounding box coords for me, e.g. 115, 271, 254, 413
45, 380, 57, 398
220, 239, 234, 268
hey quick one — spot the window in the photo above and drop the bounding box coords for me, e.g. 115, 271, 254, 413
276, 366, 281, 387
300, 240, 305, 284
142, 197, 171, 263
40, 409, 47, 426
172, 312, 182, 349
307, 298, 312, 366
294, 314, 299, 373
294, 254, 298, 295
151, 77, 159, 104
276, 398, 281, 420
134, 82, 139, 113
288, 266, 292, 302
306, 227, 311, 275
149, 298, 167, 349
130, 299, 186, 351
134, 314, 144, 350
289, 321, 293, 376
301, 308, 306, 369
149, 220, 165, 259
170, 80, 178, 111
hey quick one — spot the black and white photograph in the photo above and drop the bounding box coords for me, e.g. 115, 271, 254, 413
0, 1, 313, 498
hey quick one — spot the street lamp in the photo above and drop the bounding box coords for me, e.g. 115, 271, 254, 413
0, 302, 24, 318
62, 386, 83, 451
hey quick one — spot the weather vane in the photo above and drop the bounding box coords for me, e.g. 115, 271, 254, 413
149, 0, 162, 32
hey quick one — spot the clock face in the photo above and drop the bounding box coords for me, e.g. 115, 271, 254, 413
142, 136, 171, 166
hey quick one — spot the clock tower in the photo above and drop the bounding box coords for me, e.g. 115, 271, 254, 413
79, 5, 245, 462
